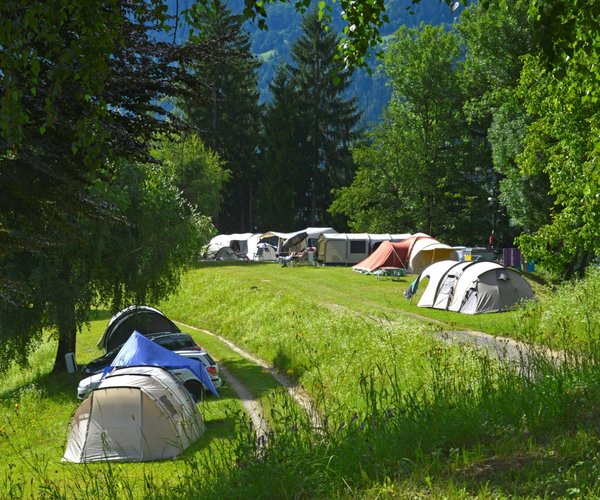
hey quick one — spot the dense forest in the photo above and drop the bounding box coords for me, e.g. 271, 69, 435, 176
2, 0, 600, 373
172, 0, 461, 124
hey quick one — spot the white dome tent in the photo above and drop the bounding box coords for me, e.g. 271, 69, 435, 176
413, 260, 534, 314
63, 366, 205, 463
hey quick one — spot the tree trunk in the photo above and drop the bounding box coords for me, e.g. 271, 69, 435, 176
52, 300, 77, 374
310, 174, 317, 226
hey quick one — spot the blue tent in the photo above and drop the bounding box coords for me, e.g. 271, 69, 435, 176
109, 331, 219, 397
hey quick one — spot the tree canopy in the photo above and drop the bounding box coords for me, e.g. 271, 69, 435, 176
256, 9, 361, 228
0, 1, 222, 372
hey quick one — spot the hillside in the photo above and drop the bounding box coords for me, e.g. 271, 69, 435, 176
170, 0, 462, 125
5, 264, 600, 497
237, 0, 462, 124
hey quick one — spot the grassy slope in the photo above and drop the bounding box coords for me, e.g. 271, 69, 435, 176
164, 261, 523, 337
159, 262, 600, 498
0, 310, 262, 499
3, 262, 600, 498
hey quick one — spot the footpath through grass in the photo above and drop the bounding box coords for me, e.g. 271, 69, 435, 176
3, 262, 600, 498
159, 262, 600, 497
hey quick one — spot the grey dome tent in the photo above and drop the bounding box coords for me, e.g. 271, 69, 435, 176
97, 305, 180, 353
415, 260, 534, 314
63, 366, 205, 463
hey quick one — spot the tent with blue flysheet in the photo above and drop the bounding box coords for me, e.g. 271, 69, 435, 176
109, 331, 219, 397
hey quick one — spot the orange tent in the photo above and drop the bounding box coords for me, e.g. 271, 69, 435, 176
353, 234, 457, 274
352, 239, 415, 272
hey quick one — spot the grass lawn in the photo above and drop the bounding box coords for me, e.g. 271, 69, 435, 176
3, 261, 600, 498
0, 309, 278, 499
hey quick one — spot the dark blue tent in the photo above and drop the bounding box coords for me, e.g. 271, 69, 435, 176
109, 331, 219, 397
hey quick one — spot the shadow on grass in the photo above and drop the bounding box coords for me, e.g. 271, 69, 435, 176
220, 358, 281, 400
0, 369, 79, 403
183, 414, 240, 456
88, 309, 113, 321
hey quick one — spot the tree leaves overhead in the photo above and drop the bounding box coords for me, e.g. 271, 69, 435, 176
0, 0, 221, 373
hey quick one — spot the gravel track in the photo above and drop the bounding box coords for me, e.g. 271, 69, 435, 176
178, 322, 322, 447
180, 316, 562, 447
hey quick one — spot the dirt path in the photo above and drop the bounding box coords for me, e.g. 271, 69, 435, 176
218, 365, 270, 450
181, 314, 561, 446
179, 322, 322, 445
325, 302, 563, 369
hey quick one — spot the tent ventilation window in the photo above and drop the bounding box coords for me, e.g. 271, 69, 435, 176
159, 395, 178, 416
350, 241, 366, 254
496, 270, 509, 281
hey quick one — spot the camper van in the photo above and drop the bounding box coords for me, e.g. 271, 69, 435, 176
317, 233, 410, 265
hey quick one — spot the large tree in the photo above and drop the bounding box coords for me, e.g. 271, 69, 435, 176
255, 67, 311, 230
257, 9, 361, 228
151, 133, 230, 220
181, 0, 261, 233
0, 1, 222, 373
457, 0, 552, 245
332, 24, 489, 243
509, 1, 600, 276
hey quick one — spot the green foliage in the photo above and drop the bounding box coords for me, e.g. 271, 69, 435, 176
181, 0, 261, 233
516, 50, 600, 276
332, 23, 490, 243
456, 0, 540, 246
0, 0, 222, 373
256, 9, 361, 229
514, 266, 600, 350
151, 134, 230, 219
0, 159, 211, 376
255, 67, 311, 229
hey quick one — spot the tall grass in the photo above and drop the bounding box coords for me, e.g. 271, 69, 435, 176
159, 264, 600, 497
4, 265, 600, 497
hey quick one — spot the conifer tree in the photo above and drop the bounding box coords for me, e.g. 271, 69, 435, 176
258, 9, 361, 228
256, 67, 310, 229
182, 0, 261, 232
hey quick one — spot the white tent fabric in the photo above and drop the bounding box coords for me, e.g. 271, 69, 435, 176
431, 261, 472, 310
317, 233, 411, 265
408, 239, 458, 274
260, 227, 338, 253
416, 260, 463, 308
246, 234, 278, 261
205, 233, 255, 259
417, 261, 534, 314
63, 366, 205, 463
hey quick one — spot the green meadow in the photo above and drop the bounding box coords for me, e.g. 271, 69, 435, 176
3, 262, 600, 498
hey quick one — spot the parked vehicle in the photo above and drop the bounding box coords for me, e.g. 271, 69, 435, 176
77, 349, 221, 400
175, 349, 222, 389
80, 332, 201, 377
97, 305, 181, 353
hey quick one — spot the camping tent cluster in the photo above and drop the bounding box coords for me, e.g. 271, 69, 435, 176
204, 230, 462, 273
410, 260, 534, 314
63, 307, 215, 463
204, 227, 338, 262
203, 230, 536, 315
352, 234, 458, 274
